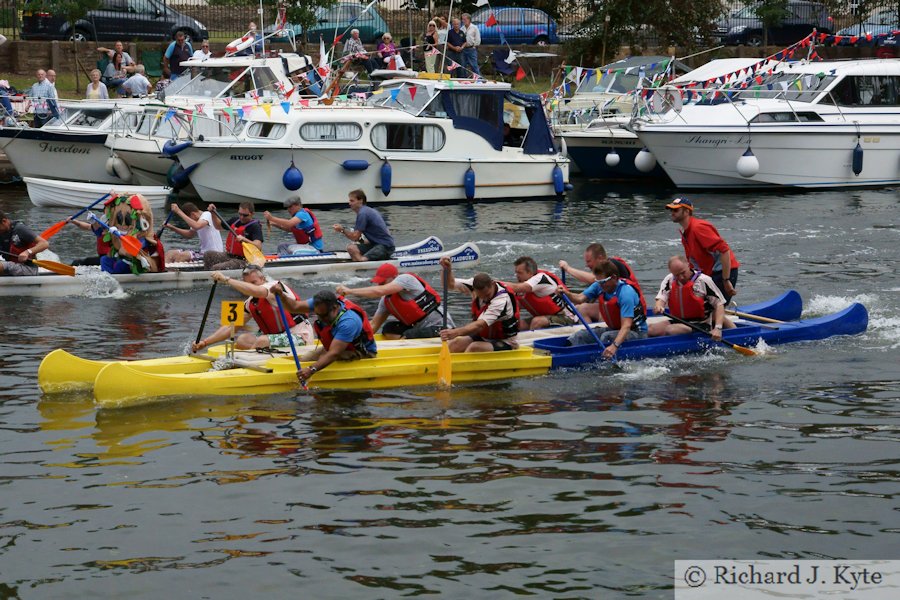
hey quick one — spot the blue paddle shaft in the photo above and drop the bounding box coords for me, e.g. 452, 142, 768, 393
70, 192, 110, 221
562, 293, 606, 350
156, 210, 175, 239
274, 290, 301, 371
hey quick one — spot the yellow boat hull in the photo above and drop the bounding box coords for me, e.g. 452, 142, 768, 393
92, 347, 551, 408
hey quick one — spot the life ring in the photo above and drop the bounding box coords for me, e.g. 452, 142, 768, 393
226, 33, 255, 55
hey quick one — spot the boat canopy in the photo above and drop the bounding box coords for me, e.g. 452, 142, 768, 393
165, 65, 283, 100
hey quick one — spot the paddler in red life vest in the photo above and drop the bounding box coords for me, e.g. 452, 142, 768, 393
274, 289, 378, 383
559, 242, 642, 323
438, 256, 520, 353
203, 202, 264, 271
648, 255, 734, 341
67, 212, 112, 267
336, 263, 454, 339
666, 197, 739, 303
263, 196, 324, 256
563, 260, 648, 359
502, 255, 577, 330
0, 210, 49, 277
192, 264, 314, 352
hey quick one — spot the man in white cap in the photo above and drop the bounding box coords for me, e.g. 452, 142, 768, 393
336, 263, 453, 339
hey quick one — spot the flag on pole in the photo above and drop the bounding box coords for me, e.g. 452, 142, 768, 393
504, 49, 516, 64
475, 0, 489, 6
317, 36, 330, 78
515, 66, 526, 81
485, 14, 498, 27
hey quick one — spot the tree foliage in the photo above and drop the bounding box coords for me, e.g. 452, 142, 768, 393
23, 0, 102, 27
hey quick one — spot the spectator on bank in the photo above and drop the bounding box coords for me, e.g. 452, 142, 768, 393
85, 69, 109, 100
27, 69, 57, 127
97, 41, 135, 72
103, 52, 128, 93
164, 30, 194, 80
122, 65, 151, 97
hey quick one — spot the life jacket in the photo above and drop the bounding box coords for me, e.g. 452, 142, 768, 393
291, 208, 323, 245
95, 226, 112, 257
610, 256, 642, 293
517, 269, 567, 317
149, 238, 166, 272
383, 273, 441, 326
668, 271, 707, 320
6, 221, 37, 256
225, 219, 260, 257
597, 278, 647, 331
246, 282, 298, 334
471, 282, 520, 340
313, 298, 376, 352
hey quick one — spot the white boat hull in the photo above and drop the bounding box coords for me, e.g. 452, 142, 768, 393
0, 130, 128, 185
107, 137, 173, 187
24, 176, 171, 209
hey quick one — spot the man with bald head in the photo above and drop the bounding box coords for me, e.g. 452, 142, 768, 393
28, 69, 57, 127
649, 255, 734, 341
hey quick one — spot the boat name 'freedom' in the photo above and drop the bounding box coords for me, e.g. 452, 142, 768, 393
39, 143, 90, 154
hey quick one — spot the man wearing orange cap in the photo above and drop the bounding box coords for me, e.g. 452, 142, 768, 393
335, 263, 453, 339
667, 197, 739, 302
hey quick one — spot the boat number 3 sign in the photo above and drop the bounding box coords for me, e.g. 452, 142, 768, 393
221, 301, 244, 327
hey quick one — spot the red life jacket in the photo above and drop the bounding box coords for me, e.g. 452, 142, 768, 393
291, 208, 323, 245
96, 229, 112, 257
517, 269, 567, 317
313, 298, 376, 352
246, 282, 298, 334
225, 219, 260, 257
597, 278, 647, 331
383, 273, 441, 326
610, 256, 642, 293
149, 238, 166, 272
668, 272, 708, 320
471, 282, 520, 340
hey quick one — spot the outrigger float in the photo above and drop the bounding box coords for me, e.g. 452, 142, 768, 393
37, 291, 867, 408
2, 237, 478, 297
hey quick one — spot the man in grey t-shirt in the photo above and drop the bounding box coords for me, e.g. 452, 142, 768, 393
336, 263, 453, 339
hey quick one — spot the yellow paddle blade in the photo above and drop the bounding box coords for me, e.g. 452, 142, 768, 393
35, 259, 76, 277
242, 241, 266, 267
437, 341, 452, 389
731, 343, 757, 356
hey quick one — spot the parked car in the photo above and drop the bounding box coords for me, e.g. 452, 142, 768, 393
837, 6, 898, 37
265, 2, 389, 44
22, 0, 208, 42
716, 1, 831, 47
471, 6, 559, 45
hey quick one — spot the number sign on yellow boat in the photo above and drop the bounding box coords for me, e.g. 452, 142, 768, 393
221, 301, 244, 326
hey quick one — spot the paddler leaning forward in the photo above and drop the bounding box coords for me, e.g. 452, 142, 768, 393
274, 289, 378, 383
192, 264, 314, 353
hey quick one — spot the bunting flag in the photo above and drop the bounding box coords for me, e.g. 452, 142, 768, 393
242, 104, 254, 116
261, 103, 271, 117
389, 57, 397, 70
300, 99, 310, 108
390, 89, 400, 102
409, 86, 417, 101
281, 101, 290, 114
237, 108, 244, 120
338, 95, 348, 101
163, 107, 176, 122
448, 60, 461, 71
224, 107, 234, 122
317, 36, 330, 78
515, 66, 526, 81
223, 97, 232, 107
334, 34, 343, 45
355, 92, 367, 99
184, 108, 193, 123
485, 14, 498, 27
427, 47, 440, 56
284, 86, 295, 100
194, 104, 204, 115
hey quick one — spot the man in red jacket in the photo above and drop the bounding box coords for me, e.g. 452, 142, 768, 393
666, 197, 739, 302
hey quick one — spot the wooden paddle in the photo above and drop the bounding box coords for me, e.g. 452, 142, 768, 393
725, 309, 786, 325
437, 263, 452, 389
665, 313, 757, 356
211, 208, 266, 267
274, 284, 306, 390
40, 191, 111, 240
0, 250, 76, 277
87, 214, 143, 257
194, 282, 217, 348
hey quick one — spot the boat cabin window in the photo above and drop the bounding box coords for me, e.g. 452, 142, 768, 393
67, 108, 113, 128
449, 92, 502, 125
821, 76, 900, 106
247, 122, 287, 139
300, 123, 362, 141
165, 66, 257, 99
250, 67, 281, 98
749, 111, 824, 123
371, 124, 445, 151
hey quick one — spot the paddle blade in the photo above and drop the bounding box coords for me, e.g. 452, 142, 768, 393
117, 233, 143, 257
437, 341, 452, 389
243, 241, 266, 267
40, 220, 68, 240
34, 259, 76, 277
731, 343, 757, 356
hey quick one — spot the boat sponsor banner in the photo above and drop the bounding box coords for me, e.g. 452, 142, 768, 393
399, 247, 479, 269
675, 560, 899, 599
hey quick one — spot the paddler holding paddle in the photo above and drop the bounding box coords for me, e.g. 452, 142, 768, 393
192, 264, 314, 352
204, 202, 264, 271
503, 256, 577, 330
559, 242, 642, 323
564, 260, 648, 359
648, 256, 734, 341
0, 210, 49, 276
263, 196, 324, 255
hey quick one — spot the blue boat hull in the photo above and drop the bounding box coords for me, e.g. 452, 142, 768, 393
535, 294, 867, 369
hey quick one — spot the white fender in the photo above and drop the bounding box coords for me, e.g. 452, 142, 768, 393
111, 155, 132, 182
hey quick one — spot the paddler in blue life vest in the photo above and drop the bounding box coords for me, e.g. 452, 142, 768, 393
274, 289, 378, 383
263, 196, 324, 256
336, 263, 454, 339
559, 242, 642, 323
203, 202, 264, 271
502, 255, 577, 330
438, 256, 520, 353
648, 255, 734, 341
192, 264, 314, 352
564, 260, 648, 359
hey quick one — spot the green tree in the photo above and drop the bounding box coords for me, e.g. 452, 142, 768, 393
24, 0, 101, 93
751, 0, 790, 48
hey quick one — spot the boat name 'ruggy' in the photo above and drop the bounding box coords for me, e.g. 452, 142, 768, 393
683, 135, 750, 148
38, 143, 91, 154
230, 154, 264, 161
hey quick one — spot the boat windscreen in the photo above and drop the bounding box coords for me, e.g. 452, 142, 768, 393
250, 67, 281, 98
65, 108, 113, 128
166, 66, 252, 99
732, 73, 836, 103
367, 83, 435, 115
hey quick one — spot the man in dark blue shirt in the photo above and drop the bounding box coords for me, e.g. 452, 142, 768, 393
332, 189, 395, 262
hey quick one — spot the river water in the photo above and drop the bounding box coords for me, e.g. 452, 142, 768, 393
0, 181, 897, 598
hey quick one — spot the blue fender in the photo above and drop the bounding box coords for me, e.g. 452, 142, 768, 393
464, 166, 476, 201
283, 160, 303, 191
342, 160, 369, 171
852, 142, 863, 176
163, 140, 193, 156
552, 164, 565, 195
169, 163, 197, 190
381, 160, 392, 196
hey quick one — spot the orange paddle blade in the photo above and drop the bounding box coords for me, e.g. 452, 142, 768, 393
40, 220, 69, 240
731, 343, 757, 356
34, 259, 76, 277
437, 341, 452, 389
117, 233, 143, 257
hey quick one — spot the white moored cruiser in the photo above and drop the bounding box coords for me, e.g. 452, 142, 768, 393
630, 58, 900, 189
168, 78, 569, 205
